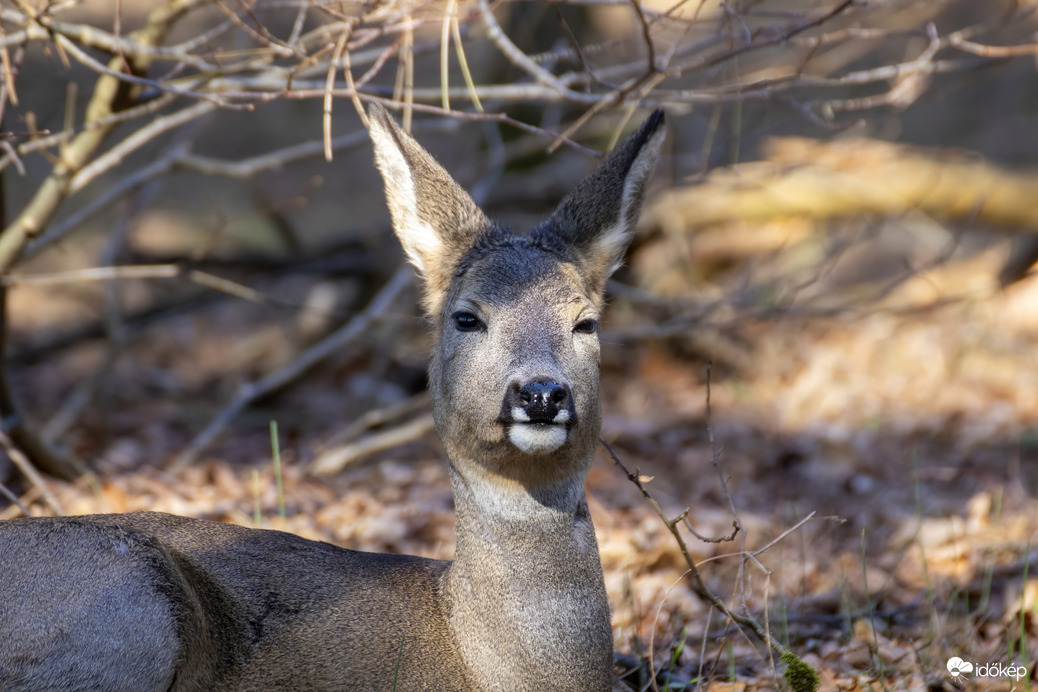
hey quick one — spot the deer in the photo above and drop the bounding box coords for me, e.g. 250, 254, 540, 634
0, 105, 665, 692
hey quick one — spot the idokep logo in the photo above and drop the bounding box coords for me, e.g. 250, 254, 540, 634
946, 656, 1028, 681
946, 657, 973, 678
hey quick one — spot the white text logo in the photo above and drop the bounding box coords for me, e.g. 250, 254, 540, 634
947, 657, 1027, 681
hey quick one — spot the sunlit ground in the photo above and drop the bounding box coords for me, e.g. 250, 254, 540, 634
6, 222, 1037, 690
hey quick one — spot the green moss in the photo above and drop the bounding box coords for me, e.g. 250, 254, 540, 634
781, 651, 820, 692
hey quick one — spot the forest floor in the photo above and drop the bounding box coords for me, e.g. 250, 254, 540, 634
4, 220, 1038, 691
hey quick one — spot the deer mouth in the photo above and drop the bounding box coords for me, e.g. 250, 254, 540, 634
497, 380, 577, 455
503, 406, 573, 455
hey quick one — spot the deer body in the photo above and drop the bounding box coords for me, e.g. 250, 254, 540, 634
0, 106, 665, 691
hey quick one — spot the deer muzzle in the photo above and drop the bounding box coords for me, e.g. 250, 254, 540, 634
499, 380, 576, 454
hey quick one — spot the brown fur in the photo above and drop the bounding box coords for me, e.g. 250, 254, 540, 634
0, 106, 665, 691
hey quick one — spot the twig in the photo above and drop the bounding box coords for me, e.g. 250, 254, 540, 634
949, 35, 1038, 58
0, 0, 194, 274
324, 21, 353, 161
70, 100, 217, 193
665, 0, 854, 77
0, 107, 81, 480
319, 390, 431, 449
601, 437, 788, 658
630, 0, 657, 75
358, 99, 600, 157
681, 509, 738, 544
311, 412, 435, 475
440, 0, 453, 112
38, 16, 222, 71
341, 28, 367, 128
0, 24, 20, 109
225, 0, 295, 57
0, 264, 238, 295
0, 91, 180, 173
477, 0, 580, 99
705, 362, 743, 541
0, 479, 30, 516
51, 33, 234, 108
451, 5, 481, 112
0, 431, 65, 516
753, 512, 818, 559
25, 119, 448, 260
0, 265, 183, 286
171, 265, 413, 469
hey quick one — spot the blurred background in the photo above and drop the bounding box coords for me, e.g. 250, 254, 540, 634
2, 0, 1037, 688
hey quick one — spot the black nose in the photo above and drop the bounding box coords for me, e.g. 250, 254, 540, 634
515, 381, 569, 424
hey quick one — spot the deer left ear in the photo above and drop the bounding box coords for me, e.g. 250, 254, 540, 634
534, 110, 666, 296
368, 104, 493, 316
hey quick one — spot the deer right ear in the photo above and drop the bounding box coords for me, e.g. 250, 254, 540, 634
368, 104, 492, 315
535, 110, 666, 299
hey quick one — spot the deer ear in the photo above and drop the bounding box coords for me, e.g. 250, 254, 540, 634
535, 110, 666, 297
368, 104, 492, 315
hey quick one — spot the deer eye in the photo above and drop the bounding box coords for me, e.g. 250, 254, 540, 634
574, 318, 598, 334
452, 311, 483, 332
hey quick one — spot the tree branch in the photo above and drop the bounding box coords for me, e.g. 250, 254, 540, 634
0, 0, 196, 274
171, 265, 413, 470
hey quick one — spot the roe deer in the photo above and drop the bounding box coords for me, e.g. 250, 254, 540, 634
0, 105, 665, 692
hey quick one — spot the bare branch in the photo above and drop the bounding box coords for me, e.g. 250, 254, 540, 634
0, 431, 65, 516
71, 100, 217, 193
0, 479, 31, 517
0, 0, 197, 274
601, 438, 790, 659
0, 91, 180, 173
949, 34, 1038, 58
311, 413, 435, 475
171, 265, 413, 470
477, 0, 581, 99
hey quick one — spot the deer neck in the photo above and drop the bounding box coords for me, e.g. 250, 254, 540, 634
442, 459, 613, 691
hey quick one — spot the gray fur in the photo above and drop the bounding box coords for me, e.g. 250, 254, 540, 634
0, 106, 665, 691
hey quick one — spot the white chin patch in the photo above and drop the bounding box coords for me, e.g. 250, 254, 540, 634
508, 424, 568, 455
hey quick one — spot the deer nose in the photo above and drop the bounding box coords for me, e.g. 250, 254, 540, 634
516, 381, 570, 424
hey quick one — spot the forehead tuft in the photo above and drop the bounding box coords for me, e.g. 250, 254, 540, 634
447, 232, 584, 307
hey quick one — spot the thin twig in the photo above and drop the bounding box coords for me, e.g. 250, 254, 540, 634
311, 412, 435, 475
706, 362, 742, 539
51, 34, 236, 108
324, 21, 352, 161
22, 117, 461, 261
0, 431, 65, 516
172, 265, 413, 469
0, 0, 195, 274
0, 91, 180, 173
70, 100, 217, 193
601, 438, 788, 658
0, 479, 31, 516
630, 0, 657, 76
751, 511, 818, 558
477, 0, 580, 99
319, 390, 432, 449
